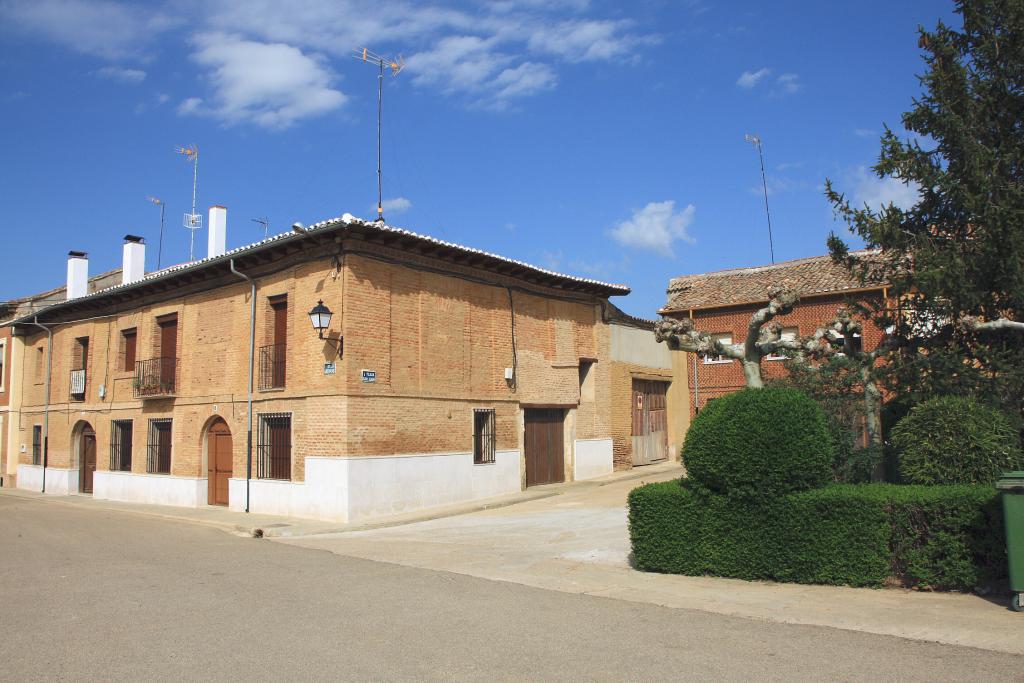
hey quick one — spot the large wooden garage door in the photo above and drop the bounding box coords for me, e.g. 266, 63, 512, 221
524, 409, 565, 487
632, 380, 669, 466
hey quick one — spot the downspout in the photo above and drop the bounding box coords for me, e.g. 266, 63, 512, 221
29, 318, 53, 493
230, 259, 256, 513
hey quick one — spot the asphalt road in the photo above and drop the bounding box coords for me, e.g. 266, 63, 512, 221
0, 495, 1020, 682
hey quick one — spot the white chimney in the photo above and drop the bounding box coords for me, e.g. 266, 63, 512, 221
208, 205, 227, 258
122, 235, 146, 285
67, 251, 88, 300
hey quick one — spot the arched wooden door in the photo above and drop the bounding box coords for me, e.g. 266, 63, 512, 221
207, 419, 233, 506
79, 426, 96, 494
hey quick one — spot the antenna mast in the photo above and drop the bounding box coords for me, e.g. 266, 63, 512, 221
252, 217, 269, 239
354, 47, 404, 223
744, 133, 775, 264
176, 144, 202, 261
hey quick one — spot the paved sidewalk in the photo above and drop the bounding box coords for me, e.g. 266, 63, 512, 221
282, 471, 1024, 657
0, 460, 679, 538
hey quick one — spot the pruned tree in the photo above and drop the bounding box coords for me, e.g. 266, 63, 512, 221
655, 287, 811, 389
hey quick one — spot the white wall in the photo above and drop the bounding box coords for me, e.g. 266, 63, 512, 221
610, 324, 672, 368
573, 438, 613, 480
17, 464, 78, 494
92, 471, 206, 507
230, 450, 521, 523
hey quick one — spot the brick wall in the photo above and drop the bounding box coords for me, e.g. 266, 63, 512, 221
14, 249, 613, 487
677, 292, 887, 415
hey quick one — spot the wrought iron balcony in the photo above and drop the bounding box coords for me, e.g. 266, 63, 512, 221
69, 368, 87, 400
258, 343, 287, 390
134, 357, 177, 398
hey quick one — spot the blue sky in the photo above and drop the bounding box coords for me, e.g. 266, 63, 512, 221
0, 0, 949, 317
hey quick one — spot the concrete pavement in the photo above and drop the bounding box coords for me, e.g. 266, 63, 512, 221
282, 468, 1024, 656
1, 494, 1021, 681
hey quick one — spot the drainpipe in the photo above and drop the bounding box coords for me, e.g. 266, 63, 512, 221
230, 259, 256, 513
29, 318, 53, 493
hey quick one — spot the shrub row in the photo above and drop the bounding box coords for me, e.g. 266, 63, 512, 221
628, 480, 1005, 590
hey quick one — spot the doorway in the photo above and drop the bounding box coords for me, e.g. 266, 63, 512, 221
524, 409, 565, 487
631, 380, 669, 466
207, 419, 233, 506
79, 424, 96, 494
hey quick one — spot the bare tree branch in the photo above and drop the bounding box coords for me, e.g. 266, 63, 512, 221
960, 316, 1024, 333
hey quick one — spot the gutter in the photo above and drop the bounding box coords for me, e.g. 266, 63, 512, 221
229, 259, 256, 513
28, 318, 53, 493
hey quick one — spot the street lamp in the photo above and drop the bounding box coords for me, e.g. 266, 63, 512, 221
308, 300, 342, 357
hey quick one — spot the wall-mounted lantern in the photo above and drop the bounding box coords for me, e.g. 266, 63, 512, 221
308, 300, 342, 357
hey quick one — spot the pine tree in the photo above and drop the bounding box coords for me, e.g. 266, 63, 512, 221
826, 0, 1024, 418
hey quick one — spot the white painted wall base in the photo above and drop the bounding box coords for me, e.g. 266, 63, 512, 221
17, 464, 79, 494
230, 450, 521, 523
92, 471, 206, 508
573, 438, 614, 481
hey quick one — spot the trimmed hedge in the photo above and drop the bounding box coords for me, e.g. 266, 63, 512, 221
892, 396, 1023, 485
683, 387, 833, 501
628, 480, 1005, 590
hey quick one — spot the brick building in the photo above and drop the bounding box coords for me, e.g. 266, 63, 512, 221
7, 210, 670, 522
1, 268, 122, 488
659, 252, 889, 416
606, 304, 688, 468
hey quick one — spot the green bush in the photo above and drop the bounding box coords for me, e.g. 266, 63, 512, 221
628, 480, 1005, 591
892, 396, 1023, 485
682, 387, 834, 500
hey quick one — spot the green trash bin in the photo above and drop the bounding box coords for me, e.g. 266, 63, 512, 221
997, 471, 1024, 612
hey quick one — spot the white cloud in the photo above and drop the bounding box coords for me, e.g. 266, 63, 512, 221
94, 66, 146, 83
610, 200, 696, 256
776, 72, 800, 94
527, 19, 657, 63
849, 167, 920, 211
490, 62, 557, 104
380, 197, 412, 215
0, 0, 178, 59
736, 67, 770, 88
177, 97, 203, 115
854, 128, 876, 138
186, 32, 346, 129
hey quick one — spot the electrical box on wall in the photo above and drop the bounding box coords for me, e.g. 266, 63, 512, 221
503, 367, 514, 381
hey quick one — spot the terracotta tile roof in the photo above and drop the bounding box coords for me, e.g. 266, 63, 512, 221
661, 250, 887, 313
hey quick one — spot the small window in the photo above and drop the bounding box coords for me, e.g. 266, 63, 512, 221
704, 334, 733, 364
36, 347, 44, 383
831, 331, 864, 356
122, 329, 137, 372
0, 338, 6, 392
110, 420, 133, 472
578, 361, 595, 402
766, 327, 799, 360
32, 425, 42, 465
147, 419, 172, 474
473, 409, 496, 465
257, 413, 291, 480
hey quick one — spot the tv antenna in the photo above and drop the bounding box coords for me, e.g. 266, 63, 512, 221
744, 133, 775, 264
176, 144, 202, 260
146, 196, 166, 269
354, 47, 404, 223
252, 217, 269, 239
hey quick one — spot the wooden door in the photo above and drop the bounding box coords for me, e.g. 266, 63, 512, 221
272, 300, 287, 387
632, 380, 669, 466
524, 409, 565, 487
80, 428, 96, 493
207, 420, 233, 506
159, 316, 178, 389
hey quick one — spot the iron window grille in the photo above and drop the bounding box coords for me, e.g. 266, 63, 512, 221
473, 409, 496, 465
147, 419, 173, 474
258, 343, 287, 390
110, 420, 133, 472
32, 425, 42, 465
257, 413, 292, 480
